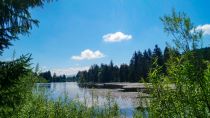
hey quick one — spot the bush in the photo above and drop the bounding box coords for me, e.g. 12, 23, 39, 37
0, 55, 35, 117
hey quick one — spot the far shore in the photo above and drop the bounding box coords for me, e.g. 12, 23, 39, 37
78, 82, 152, 93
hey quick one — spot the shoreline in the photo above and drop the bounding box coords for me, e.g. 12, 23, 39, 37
78, 82, 151, 93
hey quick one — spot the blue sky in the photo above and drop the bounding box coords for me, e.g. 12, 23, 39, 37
1, 0, 210, 75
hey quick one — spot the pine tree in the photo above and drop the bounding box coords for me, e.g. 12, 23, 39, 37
163, 47, 170, 74
152, 45, 164, 67
0, 0, 53, 116
119, 64, 129, 82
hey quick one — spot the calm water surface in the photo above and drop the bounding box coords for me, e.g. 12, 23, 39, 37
35, 82, 144, 118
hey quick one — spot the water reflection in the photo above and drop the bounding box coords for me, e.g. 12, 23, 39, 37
36, 82, 141, 118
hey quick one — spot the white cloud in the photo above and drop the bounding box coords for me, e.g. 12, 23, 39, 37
51, 66, 90, 76
195, 24, 210, 35
103, 32, 132, 42
71, 49, 104, 61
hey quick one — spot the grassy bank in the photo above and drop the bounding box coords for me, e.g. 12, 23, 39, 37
14, 92, 120, 118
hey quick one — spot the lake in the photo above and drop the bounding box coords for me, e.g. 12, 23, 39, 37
35, 82, 148, 118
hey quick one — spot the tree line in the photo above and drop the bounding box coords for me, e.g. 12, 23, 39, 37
76, 45, 177, 83
39, 45, 172, 83
39, 46, 210, 83
39, 71, 77, 82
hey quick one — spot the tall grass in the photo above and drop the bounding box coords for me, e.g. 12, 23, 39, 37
13, 90, 120, 118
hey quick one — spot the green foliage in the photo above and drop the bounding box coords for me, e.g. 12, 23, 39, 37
161, 9, 203, 52
145, 10, 210, 117
0, 0, 53, 117
0, 55, 34, 117
0, 0, 53, 53
13, 91, 120, 118
147, 52, 210, 117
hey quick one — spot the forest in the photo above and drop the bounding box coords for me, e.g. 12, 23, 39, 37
39, 71, 77, 82
40, 46, 210, 83
0, 0, 209, 117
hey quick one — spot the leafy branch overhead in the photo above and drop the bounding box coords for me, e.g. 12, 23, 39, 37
161, 10, 203, 52
0, 0, 53, 116
147, 10, 210, 117
0, 0, 53, 54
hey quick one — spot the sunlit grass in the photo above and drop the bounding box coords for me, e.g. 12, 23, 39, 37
14, 90, 121, 118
